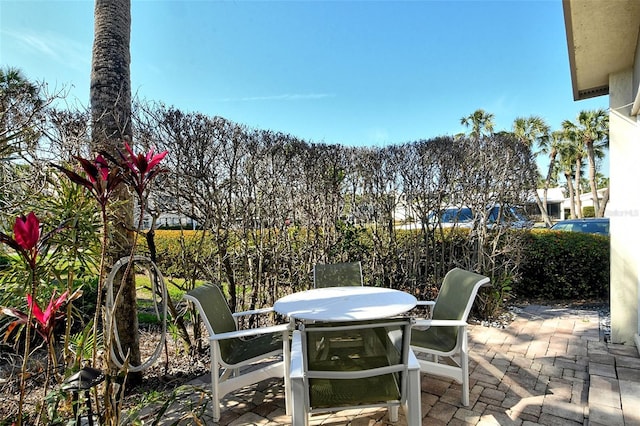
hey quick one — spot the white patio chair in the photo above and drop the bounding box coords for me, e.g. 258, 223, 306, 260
290, 317, 421, 425
411, 267, 490, 406
184, 284, 290, 422
313, 261, 363, 288
312, 261, 365, 351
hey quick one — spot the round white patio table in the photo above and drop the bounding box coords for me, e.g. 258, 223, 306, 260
273, 286, 417, 322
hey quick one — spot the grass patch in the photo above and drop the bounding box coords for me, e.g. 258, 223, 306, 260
135, 275, 203, 324
136, 275, 204, 301
138, 312, 162, 324
135, 274, 205, 307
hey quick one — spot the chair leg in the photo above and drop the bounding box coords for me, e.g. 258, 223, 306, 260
211, 346, 222, 422
406, 369, 422, 425
461, 328, 470, 406
291, 376, 308, 426
283, 328, 292, 415
405, 351, 422, 426
70, 391, 79, 423
388, 404, 399, 422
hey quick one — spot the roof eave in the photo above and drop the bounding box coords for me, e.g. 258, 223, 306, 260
563, 0, 640, 101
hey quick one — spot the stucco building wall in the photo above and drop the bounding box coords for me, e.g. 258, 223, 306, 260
609, 69, 640, 346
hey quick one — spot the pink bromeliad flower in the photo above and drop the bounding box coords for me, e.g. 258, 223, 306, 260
53, 154, 123, 210
2, 290, 77, 342
13, 212, 40, 251
121, 142, 168, 198
0, 212, 41, 269
27, 290, 70, 340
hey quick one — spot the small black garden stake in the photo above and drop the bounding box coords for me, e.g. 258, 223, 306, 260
62, 367, 104, 426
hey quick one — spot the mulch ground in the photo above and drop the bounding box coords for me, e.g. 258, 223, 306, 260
0, 326, 210, 424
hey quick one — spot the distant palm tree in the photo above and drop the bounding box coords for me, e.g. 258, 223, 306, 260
0, 67, 43, 156
513, 116, 550, 149
461, 109, 494, 139
562, 109, 609, 217
513, 116, 552, 225
540, 130, 563, 186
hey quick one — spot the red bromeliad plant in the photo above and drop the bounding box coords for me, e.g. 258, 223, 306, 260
0, 212, 41, 270
0, 141, 167, 423
0, 212, 44, 423
120, 141, 168, 201
3, 291, 70, 341
54, 153, 124, 364
54, 153, 123, 212
0, 211, 72, 424
3, 290, 81, 375
106, 143, 168, 370
116, 141, 168, 259
54, 141, 168, 367
118, 141, 168, 260
28, 290, 70, 340
56, 142, 167, 425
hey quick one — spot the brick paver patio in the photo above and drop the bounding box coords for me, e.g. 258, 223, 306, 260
147, 305, 640, 425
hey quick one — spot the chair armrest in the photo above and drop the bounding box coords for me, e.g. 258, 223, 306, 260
209, 323, 290, 341
232, 306, 275, 318
290, 330, 304, 380
413, 319, 468, 327
407, 348, 420, 371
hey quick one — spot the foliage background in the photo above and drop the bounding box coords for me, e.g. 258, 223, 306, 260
2, 94, 611, 325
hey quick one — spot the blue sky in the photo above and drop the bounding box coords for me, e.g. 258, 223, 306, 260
1, 1, 608, 157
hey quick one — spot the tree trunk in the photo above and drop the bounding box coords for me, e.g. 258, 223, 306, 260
586, 140, 601, 217
598, 187, 609, 217
540, 149, 557, 226
533, 190, 552, 227
573, 158, 583, 218
565, 171, 576, 219
91, 0, 141, 379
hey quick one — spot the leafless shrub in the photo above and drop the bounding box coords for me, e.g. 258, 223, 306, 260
132, 102, 537, 321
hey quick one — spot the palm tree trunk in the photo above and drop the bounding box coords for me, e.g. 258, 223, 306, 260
565, 171, 577, 219
533, 190, 552, 227
91, 0, 141, 380
598, 187, 609, 217
586, 141, 601, 216
537, 149, 557, 227
573, 158, 583, 218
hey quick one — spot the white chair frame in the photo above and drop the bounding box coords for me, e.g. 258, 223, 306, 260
290, 319, 421, 425
411, 268, 490, 406
184, 287, 291, 422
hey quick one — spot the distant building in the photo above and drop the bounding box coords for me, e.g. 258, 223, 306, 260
526, 187, 566, 221
138, 212, 198, 230
566, 188, 609, 218
527, 187, 609, 222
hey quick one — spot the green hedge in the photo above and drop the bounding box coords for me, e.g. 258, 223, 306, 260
516, 230, 609, 300
136, 230, 216, 278
582, 206, 596, 218
140, 228, 611, 304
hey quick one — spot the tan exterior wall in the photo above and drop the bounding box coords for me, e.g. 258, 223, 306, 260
608, 69, 640, 346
